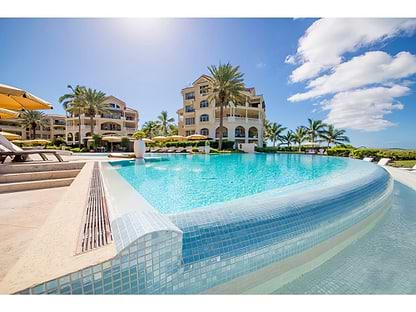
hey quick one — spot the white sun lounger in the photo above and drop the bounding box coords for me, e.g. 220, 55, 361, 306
363, 157, 374, 162
377, 158, 391, 166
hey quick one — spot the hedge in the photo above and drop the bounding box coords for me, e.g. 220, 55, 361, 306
327, 147, 416, 160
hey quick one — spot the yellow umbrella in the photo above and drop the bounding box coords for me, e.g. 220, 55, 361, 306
0, 83, 53, 110
102, 136, 122, 142
30, 139, 51, 145
143, 138, 154, 143
0, 108, 20, 119
167, 135, 185, 141
0, 131, 21, 140
186, 134, 208, 140
153, 136, 168, 142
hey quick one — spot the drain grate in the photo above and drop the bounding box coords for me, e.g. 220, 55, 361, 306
78, 162, 112, 253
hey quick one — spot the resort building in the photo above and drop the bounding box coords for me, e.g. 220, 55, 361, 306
177, 75, 266, 145
0, 114, 66, 140
65, 95, 139, 145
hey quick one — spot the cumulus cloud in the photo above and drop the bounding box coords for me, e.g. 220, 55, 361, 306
288, 51, 416, 102
287, 18, 416, 82
322, 85, 409, 131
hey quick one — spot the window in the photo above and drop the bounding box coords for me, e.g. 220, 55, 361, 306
185, 117, 195, 125
200, 85, 209, 95
200, 128, 209, 136
185, 105, 195, 113
200, 100, 209, 108
109, 103, 121, 109
215, 127, 228, 138
185, 92, 195, 100
200, 114, 209, 122
235, 126, 245, 138
186, 130, 196, 136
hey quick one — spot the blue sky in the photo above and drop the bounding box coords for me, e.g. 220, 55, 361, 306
0, 18, 415, 148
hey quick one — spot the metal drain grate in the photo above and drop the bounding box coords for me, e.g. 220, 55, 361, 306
78, 162, 112, 253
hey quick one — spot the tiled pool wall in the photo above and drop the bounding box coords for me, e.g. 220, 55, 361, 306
19, 165, 393, 294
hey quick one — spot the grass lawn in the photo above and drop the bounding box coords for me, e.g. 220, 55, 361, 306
390, 160, 416, 168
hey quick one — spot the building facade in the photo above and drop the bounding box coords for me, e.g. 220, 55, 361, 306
65, 95, 139, 145
177, 75, 266, 145
0, 114, 66, 140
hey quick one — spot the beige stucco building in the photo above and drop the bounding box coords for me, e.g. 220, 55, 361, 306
0, 114, 66, 140
177, 75, 266, 145
65, 95, 139, 145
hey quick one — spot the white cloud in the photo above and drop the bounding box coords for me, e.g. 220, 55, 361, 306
287, 18, 416, 82
288, 51, 416, 102
322, 85, 409, 131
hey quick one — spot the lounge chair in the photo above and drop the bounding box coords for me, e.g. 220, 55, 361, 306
145, 147, 151, 152
197, 146, 205, 153
150, 147, 160, 153
167, 147, 176, 153
175, 147, 185, 153
159, 147, 169, 153
185, 146, 194, 154
0, 134, 64, 163
363, 157, 374, 162
377, 158, 391, 166
409, 164, 416, 172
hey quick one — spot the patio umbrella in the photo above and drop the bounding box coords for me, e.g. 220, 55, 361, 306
102, 136, 122, 152
0, 83, 53, 110
0, 108, 19, 119
186, 134, 208, 140
0, 131, 21, 140
167, 135, 185, 141
153, 136, 168, 142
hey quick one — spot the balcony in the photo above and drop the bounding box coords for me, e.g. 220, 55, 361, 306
125, 127, 137, 132
215, 117, 262, 124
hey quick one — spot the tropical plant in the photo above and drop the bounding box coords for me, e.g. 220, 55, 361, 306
59, 85, 86, 147
156, 111, 175, 136
207, 62, 248, 150
83, 88, 109, 136
20, 110, 47, 139
141, 121, 160, 138
169, 124, 179, 135
321, 124, 350, 147
132, 130, 146, 140
91, 134, 102, 149
280, 131, 295, 149
265, 122, 287, 147
293, 126, 308, 152
306, 119, 327, 143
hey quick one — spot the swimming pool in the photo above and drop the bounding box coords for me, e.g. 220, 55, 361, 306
20, 153, 395, 294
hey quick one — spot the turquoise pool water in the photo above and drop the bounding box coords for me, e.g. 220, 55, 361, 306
110, 153, 355, 214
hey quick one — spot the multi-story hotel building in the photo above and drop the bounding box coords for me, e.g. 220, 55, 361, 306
65, 95, 139, 145
177, 75, 266, 145
0, 114, 66, 140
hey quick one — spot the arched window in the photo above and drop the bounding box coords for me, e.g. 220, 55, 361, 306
101, 122, 121, 131
200, 114, 209, 122
200, 100, 209, 108
248, 127, 258, 138
74, 132, 79, 141
67, 133, 73, 141
215, 126, 228, 138
235, 126, 245, 138
200, 128, 209, 136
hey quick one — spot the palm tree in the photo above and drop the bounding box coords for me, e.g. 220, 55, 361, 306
265, 122, 287, 147
141, 121, 160, 138
306, 119, 327, 144
207, 62, 248, 150
59, 85, 86, 147
321, 124, 350, 147
293, 126, 308, 152
83, 88, 109, 136
20, 110, 47, 140
156, 111, 175, 136
280, 131, 295, 149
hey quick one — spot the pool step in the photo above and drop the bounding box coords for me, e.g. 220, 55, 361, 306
0, 169, 81, 183
0, 162, 85, 174
0, 177, 75, 193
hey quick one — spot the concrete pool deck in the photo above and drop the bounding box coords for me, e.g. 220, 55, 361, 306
0, 156, 415, 294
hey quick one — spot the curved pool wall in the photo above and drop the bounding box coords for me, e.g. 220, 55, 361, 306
19, 157, 393, 294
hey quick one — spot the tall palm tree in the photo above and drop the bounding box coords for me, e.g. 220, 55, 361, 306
207, 62, 248, 150
83, 88, 109, 136
156, 111, 175, 136
293, 126, 308, 152
266, 122, 287, 147
280, 131, 295, 149
20, 110, 47, 140
59, 85, 86, 147
321, 124, 350, 147
141, 121, 160, 138
306, 119, 327, 144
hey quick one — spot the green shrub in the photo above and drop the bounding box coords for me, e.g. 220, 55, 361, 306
326, 147, 355, 157
69, 147, 87, 153
51, 137, 66, 147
